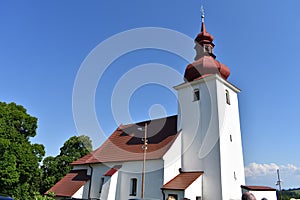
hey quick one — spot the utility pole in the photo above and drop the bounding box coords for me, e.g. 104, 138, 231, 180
276, 169, 282, 200
141, 123, 148, 199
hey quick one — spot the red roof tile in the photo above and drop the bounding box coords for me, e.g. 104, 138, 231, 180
46, 170, 90, 197
72, 115, 179, 165
161, 172, 203, 190
104, 165, 122, 176
241, 185, 276, 191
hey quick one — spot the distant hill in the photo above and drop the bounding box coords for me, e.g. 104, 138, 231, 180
279, 188, 300, 200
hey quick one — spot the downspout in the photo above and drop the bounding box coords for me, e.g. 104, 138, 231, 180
161, 189, 165, 200
88, 164, 94, 199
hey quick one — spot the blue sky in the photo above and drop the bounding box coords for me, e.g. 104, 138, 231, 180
1, 0, 300, 189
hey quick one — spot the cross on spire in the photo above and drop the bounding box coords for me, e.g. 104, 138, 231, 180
201, 5, 205, 22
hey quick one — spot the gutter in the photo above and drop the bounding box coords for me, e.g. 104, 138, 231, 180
161, 188, 166, 200
88, 164, 93, 199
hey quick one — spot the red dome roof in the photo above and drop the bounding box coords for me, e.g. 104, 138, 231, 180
184, 21, 230, 82
184, 56, 230, 82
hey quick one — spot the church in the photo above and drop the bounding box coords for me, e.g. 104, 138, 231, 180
47, 11, 277, 200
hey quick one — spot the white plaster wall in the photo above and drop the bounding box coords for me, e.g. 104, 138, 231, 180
69, 165, 91, 199
82, 180, 90, 199
175, 81, 201, 171
175, 75, 222, 200
185, 176, 202, 200
100, 176, 110, 200
217, 79, 245, 200
201, 142, 222, 200
89, 164, 111, 199
175, 75, 246, 200
72, 185, 84, 199
120, 160, 163, 200
163, 131, 182, 184
107, 171, 119, 200
176, 77, 222, 170
92, 160, 163, 200
250, 191, 277, 200
72, 165, 89, 171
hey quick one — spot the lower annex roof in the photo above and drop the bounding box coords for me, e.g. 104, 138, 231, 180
241, 185, 276, 191
46, 170, 90, 197
161, 171, 203, 190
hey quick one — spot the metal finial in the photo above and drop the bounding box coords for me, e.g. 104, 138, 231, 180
201, 5, 205, 22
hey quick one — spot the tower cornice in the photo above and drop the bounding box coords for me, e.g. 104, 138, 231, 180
175, 74, 240, 93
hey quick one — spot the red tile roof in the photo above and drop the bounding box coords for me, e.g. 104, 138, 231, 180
241, 185, 276, 191
72, 115, 179, 165
104, 165, 122, 176
46, 170, 90, 197
161, 172, 203, 190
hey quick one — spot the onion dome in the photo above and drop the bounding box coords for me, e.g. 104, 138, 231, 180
184, 15, 230, 82
195, 22, 214, 48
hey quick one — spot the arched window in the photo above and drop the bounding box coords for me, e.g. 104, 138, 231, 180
225, 89, 230, 105
130, 178, 137, 196
194, 89, 200, 101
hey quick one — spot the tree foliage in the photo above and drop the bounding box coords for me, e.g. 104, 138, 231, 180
41, 135, 92, 193
280, 188, 300, 200
34, 191, 55, 200
0, 102, 45, 199
0, 102, 93, 198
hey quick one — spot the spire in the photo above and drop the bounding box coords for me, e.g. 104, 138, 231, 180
195, 6, 215, 59
183, 8, 231, 82
200, 5, 207, 33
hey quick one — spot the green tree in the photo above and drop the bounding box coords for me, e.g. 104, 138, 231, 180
280, 189, 300, 200
41, 135, 92, 193
34, 191, 55, 200
0, 102, 45, 199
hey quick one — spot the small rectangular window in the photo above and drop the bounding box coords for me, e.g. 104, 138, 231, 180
204, 45, 212, 54
225, 89, 230, 105
99, 177, 104, 193
130, 178, 137, 196
194, 89, 200, 101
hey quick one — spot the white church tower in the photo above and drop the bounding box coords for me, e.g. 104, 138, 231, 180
174, 12, 246, 200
